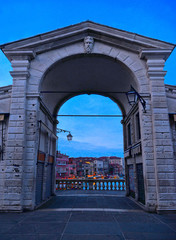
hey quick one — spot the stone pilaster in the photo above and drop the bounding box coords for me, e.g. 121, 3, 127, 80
2, 50, 35, 211
141, 49, 176, 212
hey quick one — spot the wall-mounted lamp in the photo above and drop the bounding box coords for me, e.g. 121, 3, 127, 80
57, 128, 73, 141
126, 86, 146, 113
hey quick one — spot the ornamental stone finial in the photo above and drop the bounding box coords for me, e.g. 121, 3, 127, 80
84, 36, 94, 54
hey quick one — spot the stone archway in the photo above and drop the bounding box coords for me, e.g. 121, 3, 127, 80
0, 21, 175, 212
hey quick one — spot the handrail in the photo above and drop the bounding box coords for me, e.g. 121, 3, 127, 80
56, 179, 125, 191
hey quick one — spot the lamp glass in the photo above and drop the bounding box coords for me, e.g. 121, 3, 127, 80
67, 133, 73, 141
126, 90, 138, 105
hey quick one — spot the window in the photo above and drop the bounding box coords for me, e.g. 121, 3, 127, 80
136, 112, 141, 140
127, 123, 132, 146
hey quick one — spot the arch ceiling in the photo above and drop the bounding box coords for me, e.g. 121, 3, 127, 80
41, 54, 136, 115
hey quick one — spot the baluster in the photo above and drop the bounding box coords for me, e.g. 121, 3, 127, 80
66, 181, 69, 190
103, 181, 106, 190
117, 181, 119, 191
116, 181, 119, 191
104, 182, 107, 190
108, 181, 111, 190
122, 181, 124, 191
59, 181, 62, 190
119, 181, 121, 190
100, 181, 102, 190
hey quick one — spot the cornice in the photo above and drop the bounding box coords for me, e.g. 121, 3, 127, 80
3, 50, 36, 62
10, 71, 30, 78
140, 49, 173, 61
0, 22, 175, 57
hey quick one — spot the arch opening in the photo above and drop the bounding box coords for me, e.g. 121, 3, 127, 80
37, 53, 145, 207
56, 94, 125, 190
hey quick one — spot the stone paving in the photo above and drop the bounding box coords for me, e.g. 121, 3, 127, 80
0, 191, 176, 240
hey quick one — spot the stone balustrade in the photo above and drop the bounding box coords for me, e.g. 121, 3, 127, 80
56, 179, 126, 191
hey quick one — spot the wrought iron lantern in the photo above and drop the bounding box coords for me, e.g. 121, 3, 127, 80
67, 132, 73, 141
57, 128, 73, 141
126, 86, 146, 112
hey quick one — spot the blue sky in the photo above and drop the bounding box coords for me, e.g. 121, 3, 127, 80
0, 0, 175, 157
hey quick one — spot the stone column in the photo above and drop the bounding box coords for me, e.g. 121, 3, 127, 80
141, 49, 176, 212
2, 50, 35, 211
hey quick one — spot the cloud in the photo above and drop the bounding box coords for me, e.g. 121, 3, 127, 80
58, 138, 124, 158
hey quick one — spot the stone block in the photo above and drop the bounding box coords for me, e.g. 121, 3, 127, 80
26, 152, 34, 160
148, 179, 156, 186
57, 47, 69, 58
156, 152, 173, 159
3, 200, 21, 206
155, 125, 170, 136
30, 68, 43, 78
158, 179, 175, 186
65, 42, 83, 55
28, 75, 40, 85
153, 101, 168, 108
9, 115, 25, 121
24, 160, 34, 166
4, 180, 22, 187
159, 187, 176, 193
130, 62, 143, 72
158, 172, 175, 179
10, 109, 25, 115
27, 84, 38, 93
146, 173, 155, 179
9, 122, 17, 127
144, 152, 154, 160
4, 193, 21, 200
157, 165, 175, 172
93, 42, 112, 55
148, 193, 157, 200
159, 193, 176, 200
147, 186, 157, 193
23, 199, 33, 206
26, 141, 35, 147
109, 47, 120, 58
146, 166, 155, 173
23, 193, 33, 200
135, 69, 147, 78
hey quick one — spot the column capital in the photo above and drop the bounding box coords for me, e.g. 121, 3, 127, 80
3, 50, 35, 62
139, 49, 172, 61
10, 71, 30, 79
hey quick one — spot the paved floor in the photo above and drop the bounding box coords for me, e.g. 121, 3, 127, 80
0, 191, 176, 240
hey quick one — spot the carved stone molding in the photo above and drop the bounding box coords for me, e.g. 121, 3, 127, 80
3, 50, 35, 61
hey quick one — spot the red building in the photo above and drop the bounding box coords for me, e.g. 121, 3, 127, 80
56, 151, 69, 179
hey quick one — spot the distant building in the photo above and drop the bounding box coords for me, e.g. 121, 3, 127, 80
56, 154, 124, 179
56, 151, 69, 179
68, 158, 77, 178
